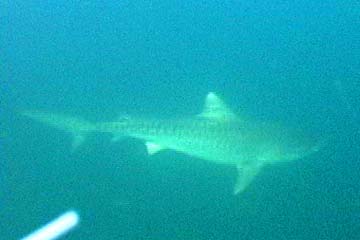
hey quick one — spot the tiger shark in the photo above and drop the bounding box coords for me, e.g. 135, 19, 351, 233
21, 92, 319, 195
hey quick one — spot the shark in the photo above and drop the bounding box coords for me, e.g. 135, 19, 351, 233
21, 92, 319, 195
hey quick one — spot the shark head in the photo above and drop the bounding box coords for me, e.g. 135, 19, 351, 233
257, 124, 320, 163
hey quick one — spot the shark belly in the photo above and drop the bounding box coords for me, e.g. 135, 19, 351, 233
120, 120, 253, 165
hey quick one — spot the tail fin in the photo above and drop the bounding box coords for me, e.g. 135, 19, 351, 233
20, 110, 96, 151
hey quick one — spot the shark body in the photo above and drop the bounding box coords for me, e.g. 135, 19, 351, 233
21, 92, 318, 195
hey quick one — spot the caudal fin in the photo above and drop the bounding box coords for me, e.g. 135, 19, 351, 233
20, 110, 96, 151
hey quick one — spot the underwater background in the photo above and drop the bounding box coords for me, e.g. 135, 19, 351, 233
1, 0, 359, 239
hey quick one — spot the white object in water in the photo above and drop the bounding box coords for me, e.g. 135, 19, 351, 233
21, 210, 79, 240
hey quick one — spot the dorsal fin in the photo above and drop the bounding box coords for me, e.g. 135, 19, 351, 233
198, 92, 237, 121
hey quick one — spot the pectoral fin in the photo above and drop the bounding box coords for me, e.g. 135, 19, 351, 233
71, 133, 87, 152
111, 134, 124, 142
234, 163, 263, 195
